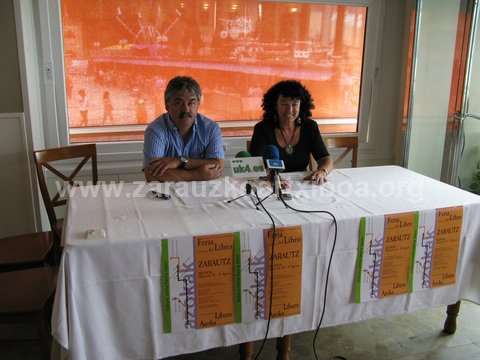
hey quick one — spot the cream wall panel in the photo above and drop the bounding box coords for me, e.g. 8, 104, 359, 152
0, 113, 36, 237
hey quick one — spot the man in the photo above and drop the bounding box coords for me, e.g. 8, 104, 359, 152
143, 76, 224, 181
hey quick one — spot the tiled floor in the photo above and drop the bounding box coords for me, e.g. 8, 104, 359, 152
1, 301, 480, 359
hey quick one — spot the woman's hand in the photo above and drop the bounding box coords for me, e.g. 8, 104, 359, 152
304, 168, 328, 185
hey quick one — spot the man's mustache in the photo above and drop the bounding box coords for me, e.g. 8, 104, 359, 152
179, 112, 193, 119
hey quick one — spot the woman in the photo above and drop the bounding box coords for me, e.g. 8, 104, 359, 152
250, 80, 333, 184
102, 91, 113, 124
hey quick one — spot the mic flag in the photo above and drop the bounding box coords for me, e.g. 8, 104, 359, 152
228, 149, 266, 178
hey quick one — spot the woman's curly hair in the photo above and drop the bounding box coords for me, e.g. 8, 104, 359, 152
261, 80, 314, 127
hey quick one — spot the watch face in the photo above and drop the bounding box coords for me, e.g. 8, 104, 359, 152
180, 156, 189, 168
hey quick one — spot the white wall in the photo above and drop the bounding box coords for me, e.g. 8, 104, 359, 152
0, 0, 40, 237
0, 114, 37, 236
0, 0, 22, 113
406, 0, 461, 180
360, 0, 405, 166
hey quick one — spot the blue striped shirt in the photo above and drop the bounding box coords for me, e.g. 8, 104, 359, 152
143, 113, 224, 168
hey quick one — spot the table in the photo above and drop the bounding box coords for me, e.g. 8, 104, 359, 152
52, 166, 480, 360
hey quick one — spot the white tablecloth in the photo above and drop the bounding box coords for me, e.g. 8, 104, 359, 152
52, 166, 480, 360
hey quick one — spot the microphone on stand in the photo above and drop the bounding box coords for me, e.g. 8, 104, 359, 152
226, 183, 253, 203
262, 145, 285, 200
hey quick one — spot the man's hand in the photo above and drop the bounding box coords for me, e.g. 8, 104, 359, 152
149, 157, 181, 177
195, 163, 223, 180
144, 158, 224, 182
304, 168, 328, 185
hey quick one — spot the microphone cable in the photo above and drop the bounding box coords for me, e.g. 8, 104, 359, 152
278, 191, 339, 360
254, 191, 275, 209
252, 189, 277, 360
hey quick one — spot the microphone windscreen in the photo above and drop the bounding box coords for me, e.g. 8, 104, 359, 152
263, 144, 280, 160
235, 150, 251, 158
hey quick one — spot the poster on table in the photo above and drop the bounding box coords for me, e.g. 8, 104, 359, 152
263, 226, 303, 318
355, 206, 463, 303
161, 233, 239, 333
355, 212, 418, 303
412, 206, 463, 291
161, 226, 303, 333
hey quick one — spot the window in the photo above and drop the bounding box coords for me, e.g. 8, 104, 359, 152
58, 0, 368, 143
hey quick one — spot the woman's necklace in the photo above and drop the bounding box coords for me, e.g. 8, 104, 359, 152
279, 126, 297, 155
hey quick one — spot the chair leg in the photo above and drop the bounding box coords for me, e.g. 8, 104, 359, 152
443, 301, 461, 334
53, 233, 63, 265
46, 233, 62, 266
38, 310, 52, 360
276, 336, 292, 360
239, 342, 254, 360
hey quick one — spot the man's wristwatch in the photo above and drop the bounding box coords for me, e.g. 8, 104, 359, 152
179, 156, 189, 169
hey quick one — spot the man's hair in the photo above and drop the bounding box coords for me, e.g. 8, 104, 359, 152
261, 80, 314, 127
164, 76, 202, 104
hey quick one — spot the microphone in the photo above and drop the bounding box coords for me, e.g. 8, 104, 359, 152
262, 145, 280, 163
262, 145, 283, 199
235, 150, 252, 158
262, 144, 279, 182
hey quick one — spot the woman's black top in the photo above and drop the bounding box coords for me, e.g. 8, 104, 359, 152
249, 119, 329, 172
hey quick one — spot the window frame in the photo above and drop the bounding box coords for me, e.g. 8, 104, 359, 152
38, 0, 383, 161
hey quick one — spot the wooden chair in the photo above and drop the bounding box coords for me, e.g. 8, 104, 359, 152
324, 135, 358, 167
33, 144, 98, 245
0, 231, 54, 273
0, 266, 58, 360
310, 135, 358, 170
247, 135, 358, 169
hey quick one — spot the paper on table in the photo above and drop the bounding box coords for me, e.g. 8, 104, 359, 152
430, 207, 463, 287
379, 213, 417, 298
356, 206, 464, 302
264, 226, 303, 318
355, 212, 418, 302
194, 233, 237, 328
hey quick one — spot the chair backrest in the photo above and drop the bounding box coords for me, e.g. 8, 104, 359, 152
33, 144, 98, 240
324, 135, 358, 167
310, 135, 358, 170
247, 136, 358, 169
